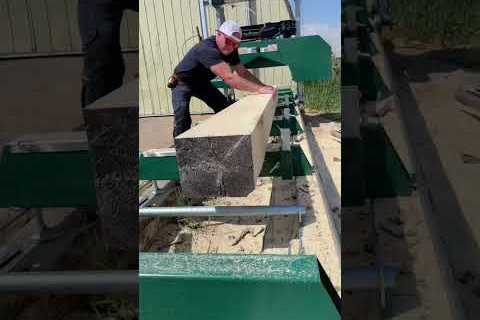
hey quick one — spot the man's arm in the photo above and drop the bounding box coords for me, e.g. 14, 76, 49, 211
233, 64, 265, 86
210, 62, 274, 94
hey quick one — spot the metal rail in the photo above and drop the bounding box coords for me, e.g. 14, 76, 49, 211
343, 266, 399, 290
139, 205, 306, 217
0, 270, 137, 294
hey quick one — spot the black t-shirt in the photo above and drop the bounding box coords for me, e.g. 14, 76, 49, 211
174, 36, 240, 85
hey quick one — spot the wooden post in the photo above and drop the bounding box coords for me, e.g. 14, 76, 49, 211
83, 79, 138, 262
175, 92, 277, 197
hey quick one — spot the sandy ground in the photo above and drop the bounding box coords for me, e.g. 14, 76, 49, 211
389, 43, 480, 319
339, 32, 465, 318
406, 69, 480, 244
0, 53, 138, 140
301, 115, 341, 291
344, 40, 480, 318
342, 196, 454, 320
139, 114, 212, 151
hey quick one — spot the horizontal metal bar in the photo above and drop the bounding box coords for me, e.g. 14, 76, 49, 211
342, 266, 399, 290
0, 48, 138, 61
139, 206, 306, 217
8, 131, 88, 153
0, 270, 137, 294
142, 148, 176, 158
139, 112, 215, 118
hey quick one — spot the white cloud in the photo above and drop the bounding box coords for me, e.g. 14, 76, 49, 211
302, 23, 341, 57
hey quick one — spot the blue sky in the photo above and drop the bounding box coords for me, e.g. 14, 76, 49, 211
302, 0, 340, 25
295, 0, 341, 56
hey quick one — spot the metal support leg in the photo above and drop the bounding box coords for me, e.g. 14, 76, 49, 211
280, 107, 293, 180
31, 208, 46, 241
31, 208, 66, 242
297, 82, 305, 107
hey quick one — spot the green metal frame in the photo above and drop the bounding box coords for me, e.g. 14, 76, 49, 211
260, 146, 312, 179
357, 26, 378, 55
270, 118, 303, 136
356, 9, 375, 32
274, 105, 297, 116
240, 36, 332, 81
139, 146, 312, 182
212, 36, 332, 88
139, 154, 179, 181
140, 253, 340, 320
277, 88, 294, 96
0, 146, 96, 208
342, 125, 413, 207
140, 87, 310, 182
342, 56, 391, 102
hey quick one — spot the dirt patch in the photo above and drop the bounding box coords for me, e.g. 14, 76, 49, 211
140, 177, 301, 255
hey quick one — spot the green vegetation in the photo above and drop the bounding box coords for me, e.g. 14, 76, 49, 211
390, 0, 480, 47
304, 57, 340, 116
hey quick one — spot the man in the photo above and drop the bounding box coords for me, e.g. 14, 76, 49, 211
171, 20, 276, 137
78, 0, 138, 108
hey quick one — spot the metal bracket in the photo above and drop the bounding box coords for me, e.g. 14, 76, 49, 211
8, 132, 88, 153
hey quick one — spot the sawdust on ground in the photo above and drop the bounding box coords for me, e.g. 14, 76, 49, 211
406, 69, 480, 244
341, 41, 471, 319
342, 195, 455, 320
139, 116, 342, 293
140, 177, 300, 255
300, 114, 342, 292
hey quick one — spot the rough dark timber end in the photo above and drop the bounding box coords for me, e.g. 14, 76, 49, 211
84, 80, 138, 259
175, 93, 277, 198
175, 135, 254, 197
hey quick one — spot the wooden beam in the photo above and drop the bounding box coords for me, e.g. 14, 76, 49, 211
83, 79, 138, 262
175, 92, 277, 198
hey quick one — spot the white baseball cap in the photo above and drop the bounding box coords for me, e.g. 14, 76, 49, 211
218, 20, 242, 43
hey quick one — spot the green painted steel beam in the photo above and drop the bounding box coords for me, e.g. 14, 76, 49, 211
211, 78, 230, 89
342, 56, 391, 102
356, 27, 378, 55
0, 146, 96, 208
139, 146, 312, 182
341, 138, 366, 207
275, 105, 297, 116
270, 118, 303, 136
140, 253, 340, 320
139, 154, 179, 181
362, 125, 413, 198
240, 36, 332, 81
260, 146, 312, 178
280, 150, 294, 179
277, 88, 294, 96
342, 125, 413, 207
212, 36, 332, 85
356, 9, 374, 31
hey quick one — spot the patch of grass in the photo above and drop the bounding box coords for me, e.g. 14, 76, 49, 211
390, 0, 480, 47
304, 78, 340, 115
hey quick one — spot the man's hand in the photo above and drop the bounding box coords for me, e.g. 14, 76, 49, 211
256, 85, 276, 94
